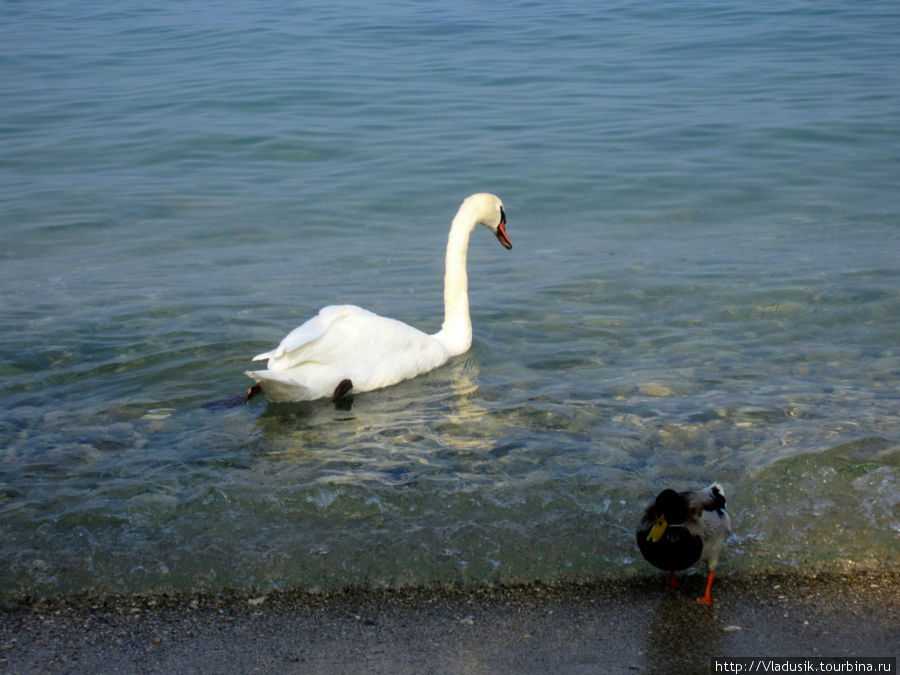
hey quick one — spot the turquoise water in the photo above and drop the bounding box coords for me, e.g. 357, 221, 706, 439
1, 2, 898, 597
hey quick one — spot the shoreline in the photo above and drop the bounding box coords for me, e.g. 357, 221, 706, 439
2, 572, 897, 673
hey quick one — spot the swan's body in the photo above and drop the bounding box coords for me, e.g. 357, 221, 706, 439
245, 193, 511, 402
636, 483, 732, 606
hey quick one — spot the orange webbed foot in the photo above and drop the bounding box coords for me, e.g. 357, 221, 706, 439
696, 571, 716, 606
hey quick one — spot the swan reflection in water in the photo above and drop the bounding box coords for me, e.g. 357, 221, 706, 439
252, 353, 501, 462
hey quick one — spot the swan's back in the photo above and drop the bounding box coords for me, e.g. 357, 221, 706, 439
246, 305, 450, 400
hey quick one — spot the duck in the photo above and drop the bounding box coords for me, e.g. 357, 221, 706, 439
636, 482, 732, 606
244, 193, 511, 403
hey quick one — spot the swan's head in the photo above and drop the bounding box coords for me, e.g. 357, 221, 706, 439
462, 193, 512, 249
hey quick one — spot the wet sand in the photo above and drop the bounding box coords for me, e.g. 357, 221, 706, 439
1, 573, 897, 673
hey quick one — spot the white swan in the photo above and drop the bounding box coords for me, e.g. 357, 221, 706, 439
244, 193, 511, 402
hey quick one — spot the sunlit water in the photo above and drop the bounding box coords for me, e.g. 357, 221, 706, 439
1, 2, 898, 598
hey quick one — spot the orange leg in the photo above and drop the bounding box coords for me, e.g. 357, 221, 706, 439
669, 571, 679, 589
696, 571, 715, 606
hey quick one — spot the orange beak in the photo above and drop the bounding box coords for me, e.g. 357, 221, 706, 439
495, 217, 512, 249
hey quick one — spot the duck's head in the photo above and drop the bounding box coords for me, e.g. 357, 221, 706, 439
646, 489, 689, 543
461, 193, 511, 249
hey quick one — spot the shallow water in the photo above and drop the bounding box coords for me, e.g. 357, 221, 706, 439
1, 1, 898, 597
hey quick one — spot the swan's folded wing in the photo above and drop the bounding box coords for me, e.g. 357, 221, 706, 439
251, 304, 449, 390
253, 305, 373, 369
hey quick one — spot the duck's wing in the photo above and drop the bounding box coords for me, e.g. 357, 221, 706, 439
683, 483, 732, 544
685, 482, 727, 514
693, 483, 732, 574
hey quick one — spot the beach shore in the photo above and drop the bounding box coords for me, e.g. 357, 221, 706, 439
1, 572, 896, 673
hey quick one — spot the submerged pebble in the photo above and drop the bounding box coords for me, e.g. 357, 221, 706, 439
638, 383, 674, 397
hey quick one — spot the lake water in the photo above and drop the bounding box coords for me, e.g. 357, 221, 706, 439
1, 1, 898, 598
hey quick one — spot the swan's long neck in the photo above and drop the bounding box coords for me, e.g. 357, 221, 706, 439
434, 209, 476, 356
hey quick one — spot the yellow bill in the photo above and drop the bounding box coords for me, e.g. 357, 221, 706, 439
647, 515, 668, 542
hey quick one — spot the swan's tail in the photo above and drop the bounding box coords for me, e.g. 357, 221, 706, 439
244, 370, 316, 403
